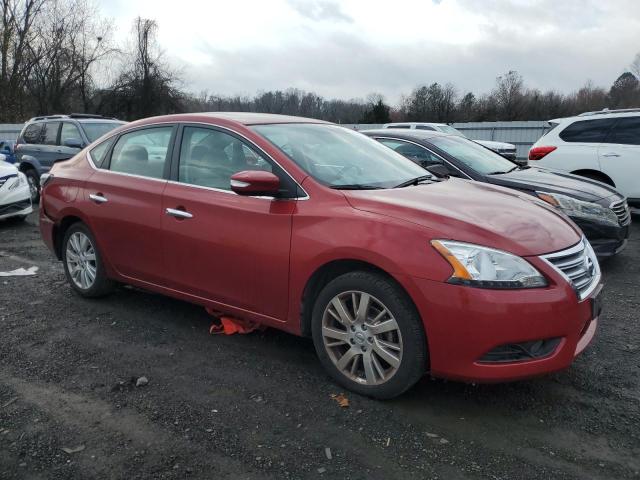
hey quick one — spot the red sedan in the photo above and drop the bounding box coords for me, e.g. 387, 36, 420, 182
39, 113, 602, 398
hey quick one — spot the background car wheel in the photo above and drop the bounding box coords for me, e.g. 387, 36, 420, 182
24, 169, 40, 203
62, 223, 114, 298
311, 271, 427, 399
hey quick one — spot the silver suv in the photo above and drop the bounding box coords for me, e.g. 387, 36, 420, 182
16, 114, 125, 201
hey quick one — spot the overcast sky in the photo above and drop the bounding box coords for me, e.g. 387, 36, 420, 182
101, 0, 640, 104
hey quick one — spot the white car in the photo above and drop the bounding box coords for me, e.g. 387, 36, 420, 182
382, 122, 519, 162
529, 109, 640, 209
0, 156, 32, 221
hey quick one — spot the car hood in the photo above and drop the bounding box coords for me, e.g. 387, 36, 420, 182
342, 178, 581, 257
475, 140, 515, 149
0, 160, 18, 177
487, 166, 621, 202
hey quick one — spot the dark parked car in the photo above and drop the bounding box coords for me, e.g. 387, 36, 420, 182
40, 113, 601, 398
0, 140, 17, 164
364, 129, 631, 258
16, 114, 125, 201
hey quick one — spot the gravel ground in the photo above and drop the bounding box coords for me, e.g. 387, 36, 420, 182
0, 209, 638, 480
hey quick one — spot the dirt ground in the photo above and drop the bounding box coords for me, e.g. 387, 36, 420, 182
0, 209, 638, 480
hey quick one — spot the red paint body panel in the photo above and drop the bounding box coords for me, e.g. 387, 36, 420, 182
39, 113, 600, 384
161, 182, 294, 321
83, 170, 167, 284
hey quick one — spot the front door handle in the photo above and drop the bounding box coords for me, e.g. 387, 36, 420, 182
166, 207, 193, 219
602, 152, 620, 157
89, 193, 108, 204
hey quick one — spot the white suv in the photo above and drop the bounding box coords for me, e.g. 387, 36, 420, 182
529, 109, 640, 208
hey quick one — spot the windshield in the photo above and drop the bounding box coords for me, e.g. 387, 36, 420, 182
428, 135, 517, 175
82, 122, 126, 142
251, 124, 429, 189
437, 125, 466, 137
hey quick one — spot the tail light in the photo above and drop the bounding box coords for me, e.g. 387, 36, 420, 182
529, 146, 557, 161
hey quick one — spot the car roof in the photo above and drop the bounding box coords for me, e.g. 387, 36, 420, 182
384, 122, 448, 127
549, 110, 640, 124
131, 112, 331, 128
361, 128, 451, 140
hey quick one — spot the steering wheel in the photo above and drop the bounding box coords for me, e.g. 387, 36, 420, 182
333, 164, 363, 182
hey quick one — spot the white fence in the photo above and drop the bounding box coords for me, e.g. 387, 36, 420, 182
0, 124, 24, 142
2, 120, 552, 160
343, 121, 552, 160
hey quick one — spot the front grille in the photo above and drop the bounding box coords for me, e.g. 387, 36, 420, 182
541, 238, 600, 300
478, 338, 561, 363
610, 199, 631, 226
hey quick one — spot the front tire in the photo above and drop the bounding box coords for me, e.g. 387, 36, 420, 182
24, 169, 40, 203
62, 223, 114, 298
311, 271, 427, 399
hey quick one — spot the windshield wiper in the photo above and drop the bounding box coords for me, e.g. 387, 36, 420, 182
487, 166, 519, 175
393, 175, 434, 188
330, 184, 384, 190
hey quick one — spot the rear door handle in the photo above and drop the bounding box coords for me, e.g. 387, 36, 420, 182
166, 207, 193, 219
89, 193, 108, 204
602, 152, 620, 157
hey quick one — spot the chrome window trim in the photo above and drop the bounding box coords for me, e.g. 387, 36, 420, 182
540, 237, 601, 301
372, 136, 472, 179
86, 120, 310, 200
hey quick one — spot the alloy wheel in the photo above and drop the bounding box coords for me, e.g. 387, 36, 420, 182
321, 291, 403, 386
65, 232, 97, 290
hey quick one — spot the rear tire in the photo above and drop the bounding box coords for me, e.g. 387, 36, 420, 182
311, 271, 427, 399
24, 169, 40, 203
62, 223, 115, 298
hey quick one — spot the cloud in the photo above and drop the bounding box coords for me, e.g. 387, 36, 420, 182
287, 0, 353, 23
104, 0, 640, 105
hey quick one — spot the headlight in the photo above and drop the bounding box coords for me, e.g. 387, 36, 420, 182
537, 192, 618, 226
431, 240, 547, 289
7, 173, 26, 190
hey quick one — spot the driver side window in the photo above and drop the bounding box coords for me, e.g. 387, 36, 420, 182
178, 127, 273, 190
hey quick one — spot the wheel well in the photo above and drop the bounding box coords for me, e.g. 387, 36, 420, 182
571, 169, 615, 187
300, 259, 410, 337
53, 216, 83, 260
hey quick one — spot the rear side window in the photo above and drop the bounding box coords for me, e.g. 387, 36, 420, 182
89, 137, 116, 169
559, 119, 616, 143
61, 123, 82, 145
606, 117, 640, 145
109, 127, 173, 179
43, 122, 60, 145
415, 125, 436, 131
22, 124, 43, 144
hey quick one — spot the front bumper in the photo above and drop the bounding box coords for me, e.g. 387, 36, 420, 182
575, 219, 630, 258
406, 270, 600, 383
0, 179, 32, 219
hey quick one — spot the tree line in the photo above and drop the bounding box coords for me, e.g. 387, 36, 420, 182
1, 0, 639, 124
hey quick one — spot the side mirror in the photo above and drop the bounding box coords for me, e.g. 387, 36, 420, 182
63, 138, 83, 149
425, 164, 450, 178
230, 170, 280, 196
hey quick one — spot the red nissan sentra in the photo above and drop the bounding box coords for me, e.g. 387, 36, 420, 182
39, 113, 602, 399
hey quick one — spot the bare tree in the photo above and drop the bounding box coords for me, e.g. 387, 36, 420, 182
630, 52, 640, 80
98, 17, 182, 119
0, 0, 46, 121
26, 0, 114, 114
